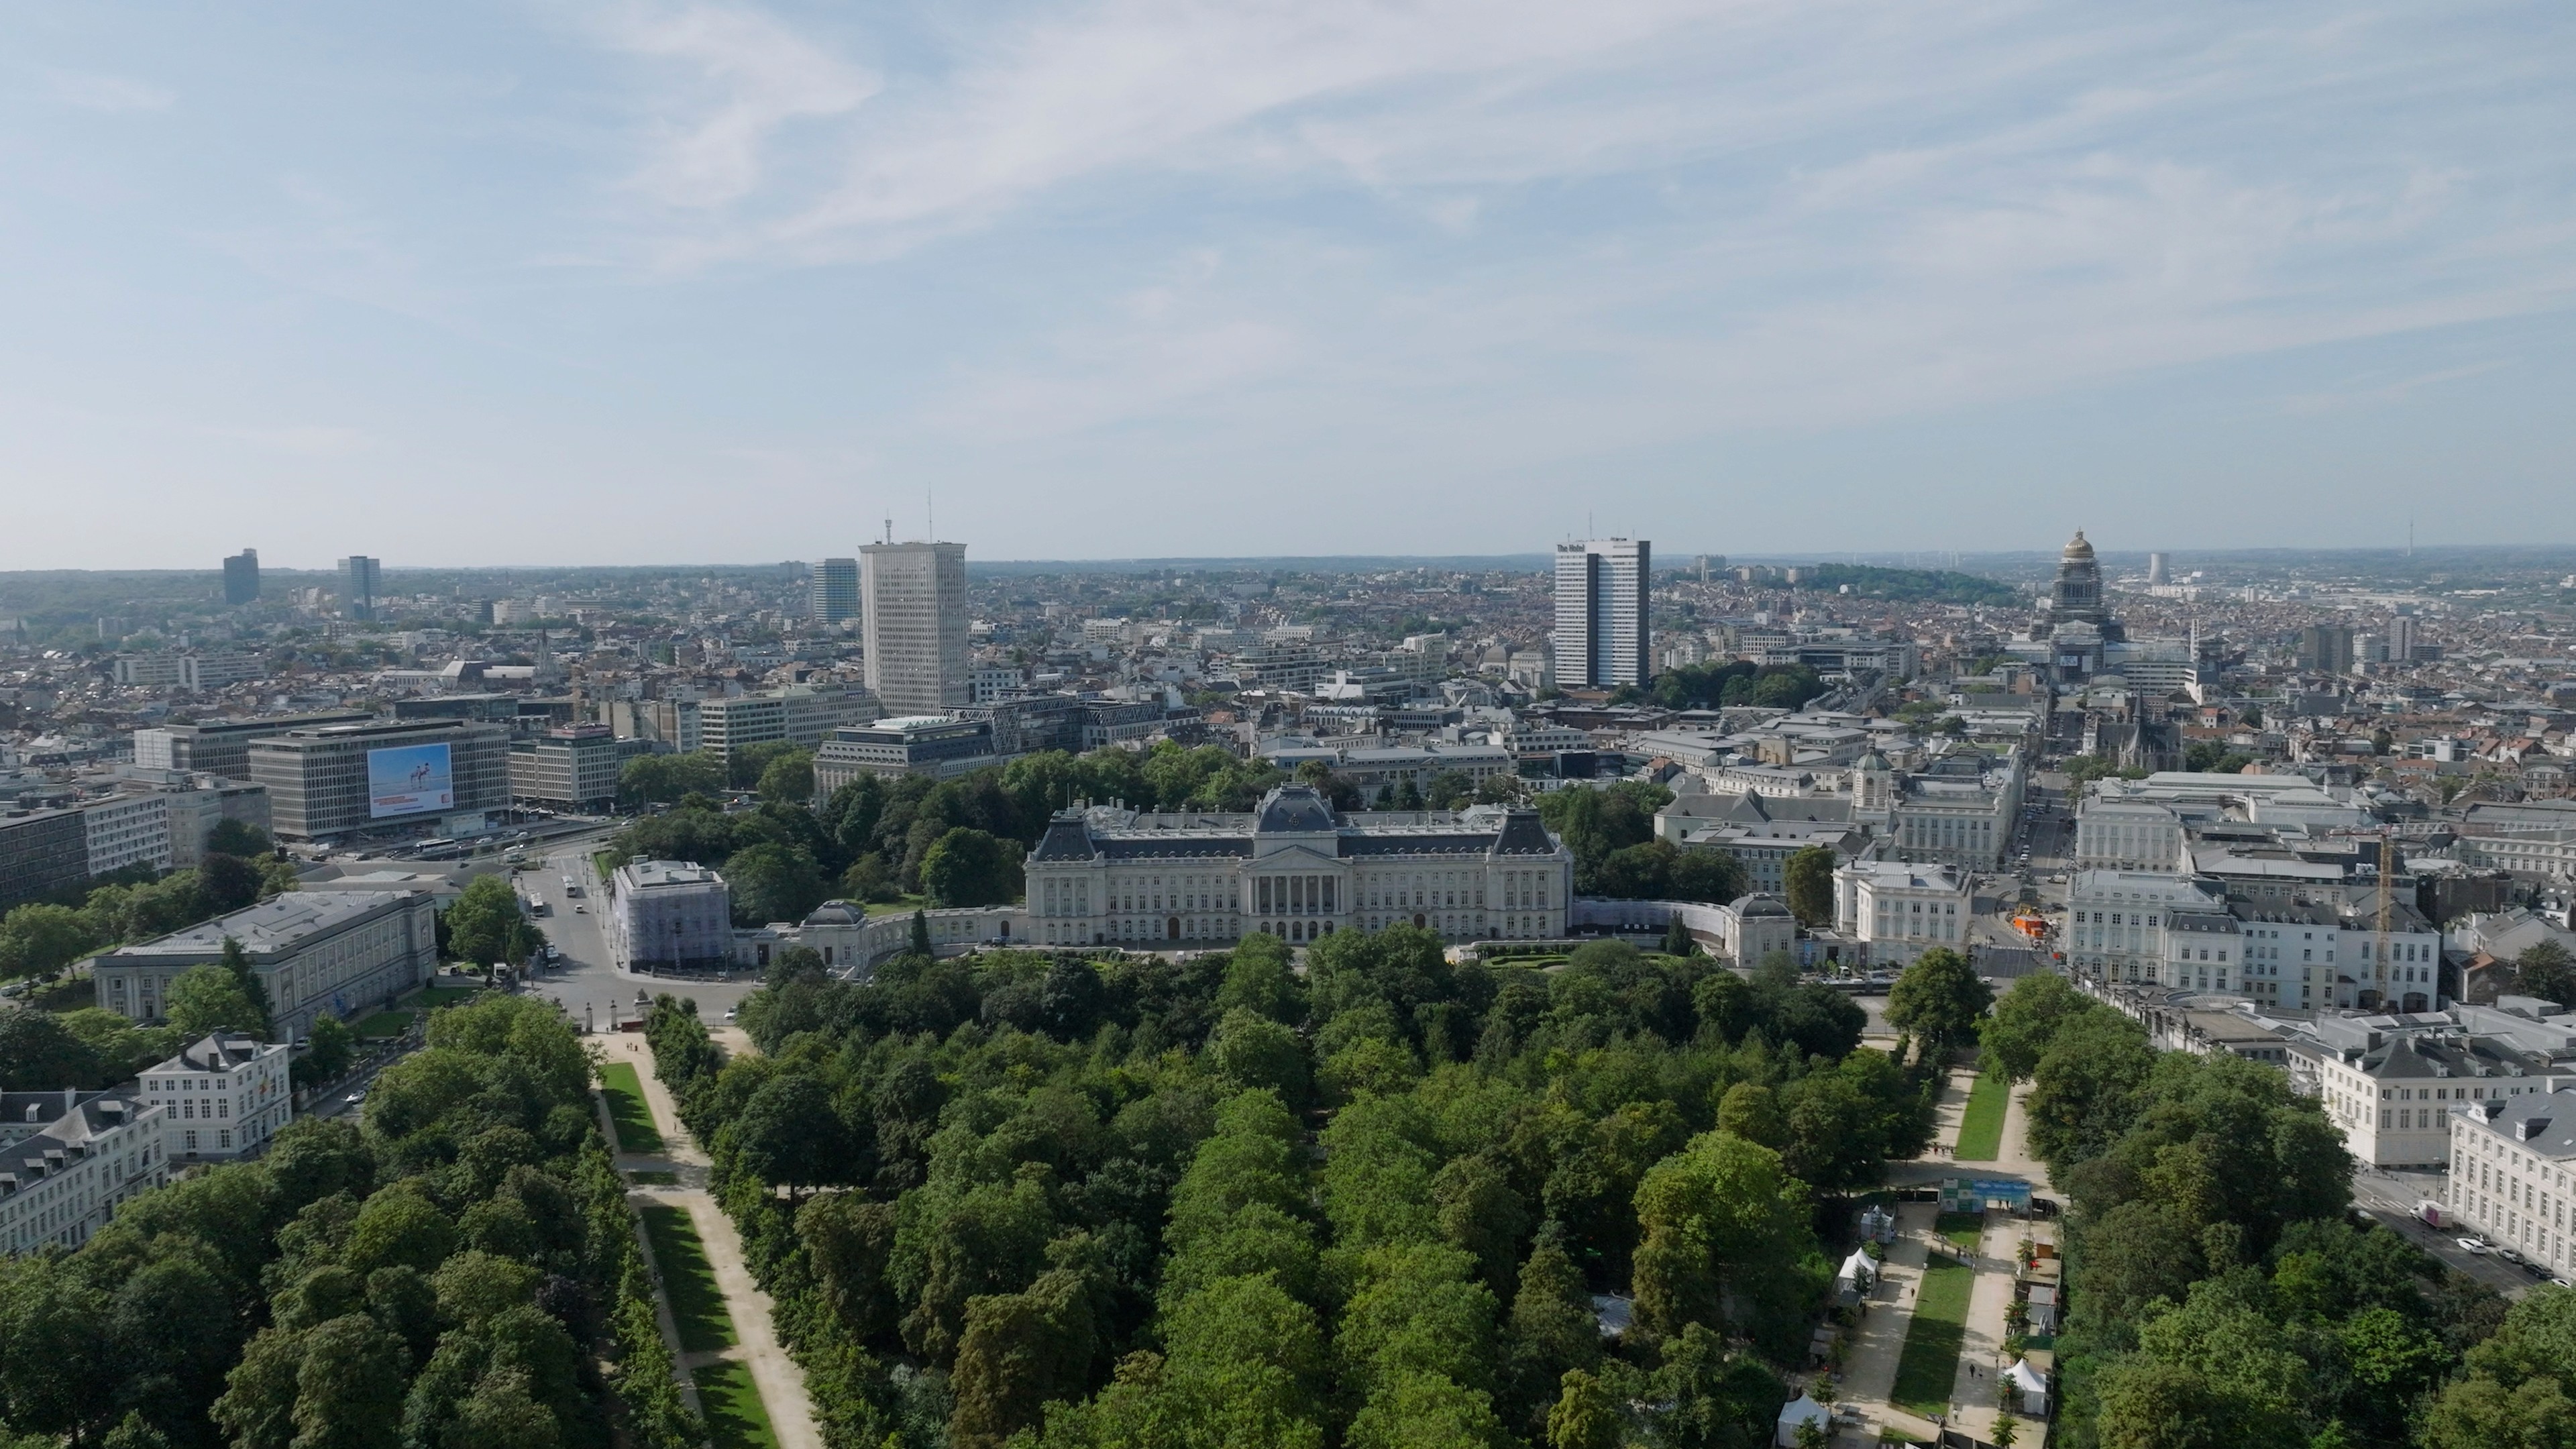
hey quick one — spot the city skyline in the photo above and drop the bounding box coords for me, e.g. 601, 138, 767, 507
5, 4, 2573, 568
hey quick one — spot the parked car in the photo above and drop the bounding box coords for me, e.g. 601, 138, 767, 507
2457, 1237, 2490, 1254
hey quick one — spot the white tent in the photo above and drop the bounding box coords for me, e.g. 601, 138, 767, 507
1776, 1393, 1829, 1447
1837, 1248, 1877, 1287
1860, 1205, 1897, 1243
2006, 1356, 2050, 1415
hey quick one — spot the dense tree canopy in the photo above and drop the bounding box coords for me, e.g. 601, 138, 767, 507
1884, 948, 1992, 1056
1, 994, 692, 1449
441, 874, 543, 968
1782, 847, 1835, 927
1999, 972, 2507, 1449
641, 919, 1936, 1449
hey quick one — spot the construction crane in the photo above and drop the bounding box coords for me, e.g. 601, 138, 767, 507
2377, 829, 2396, 1009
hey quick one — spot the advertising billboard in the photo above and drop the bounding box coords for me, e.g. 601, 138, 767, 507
367, 741, 455, 820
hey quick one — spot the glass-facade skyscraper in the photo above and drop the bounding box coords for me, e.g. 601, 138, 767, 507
861, 541, 968, 716
1552, 538, 1650, 689
810, 557, 860, 625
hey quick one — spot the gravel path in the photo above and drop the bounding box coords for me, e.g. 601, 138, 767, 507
607, 1034, 823, 1449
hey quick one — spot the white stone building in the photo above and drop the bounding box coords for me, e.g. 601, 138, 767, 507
1024, 784, 1573, 948
1832, 859, 1974, 966
607, 859, 734, 971
2073, 800, 2186, 871
2065, 871, 2230, 985
141, 1033, 293, 1162
2298, 1012, 2576, 1171
93, 889, 439, 1040
1860, 747, 2027, 870
2449, 1089, 2576, 1269
0, 1088, 168, 1252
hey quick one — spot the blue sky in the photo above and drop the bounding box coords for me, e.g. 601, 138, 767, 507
3, 2, 2571, 569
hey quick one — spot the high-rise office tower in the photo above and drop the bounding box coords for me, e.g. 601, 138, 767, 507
861, 541, 968, 716
2387, 615, 2418, 663
2298, 623, 2356, 675
223, 549, 261, 605
1553, 538, 1651, 689
339, 556, 382, 622
810, 558, 860, 625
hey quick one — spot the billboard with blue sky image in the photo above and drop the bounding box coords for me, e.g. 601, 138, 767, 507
367, 741, 453, 820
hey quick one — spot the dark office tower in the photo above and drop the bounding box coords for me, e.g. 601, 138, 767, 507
2299, 624, 2356, 676
339, 555, 382, 622
223, 549, 261, 605
810, 557, 859, 624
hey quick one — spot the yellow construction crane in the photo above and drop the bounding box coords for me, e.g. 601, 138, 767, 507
2377, 830, 2396, 1008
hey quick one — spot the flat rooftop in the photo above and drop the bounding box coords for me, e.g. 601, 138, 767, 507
101, 889, 419, 960
619, 859, 724, 890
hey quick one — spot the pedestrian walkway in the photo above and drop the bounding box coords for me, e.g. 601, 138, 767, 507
607, 1036, 822, 1449
1987, 1078, 2055, 1187
1833, 1201, 1936, 1442
1837, 1071, 2061, 1445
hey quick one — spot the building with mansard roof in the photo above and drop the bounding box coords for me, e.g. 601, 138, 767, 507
1023, 784, 1573, 948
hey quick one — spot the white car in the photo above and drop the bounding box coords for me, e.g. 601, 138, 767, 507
2457, 1236, 2489, 1254
723, 1008, 739, 1023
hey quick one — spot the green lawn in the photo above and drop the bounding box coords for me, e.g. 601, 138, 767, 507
31, 977, 95, 1012
627, 1169, 679, 1185
410, 985, 483, 1008
692, 1359, 777, 1449
1954, 1071, 2009, 1162
598, 1062, 665, 1154
639, 1203, 736, 1353
1890, 1255, 1975, 1419
863, 895, 928, 916
1935, 1212, 1986, 1254
351, 1010, 415, 1040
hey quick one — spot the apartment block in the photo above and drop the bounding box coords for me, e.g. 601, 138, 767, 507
2449, 1089, 2576, 1271
140, 1034, 293, 1161
0, 1089, 169, 1253
508, 724, 655, 812
81, 792, 172, 876
0, 807, 91, 911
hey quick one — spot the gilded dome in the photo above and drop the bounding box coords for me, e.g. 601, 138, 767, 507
2062, 530, 2094, 560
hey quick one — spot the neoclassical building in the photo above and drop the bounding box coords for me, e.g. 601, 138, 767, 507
1024, 784, 1574, 947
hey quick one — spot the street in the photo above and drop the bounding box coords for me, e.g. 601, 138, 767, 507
513, 833, 767, 1034
2351, 1164, 2540, 1300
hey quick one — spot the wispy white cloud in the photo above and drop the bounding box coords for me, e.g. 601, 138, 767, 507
46, 69, 174, 113
585, 1, 877, 213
